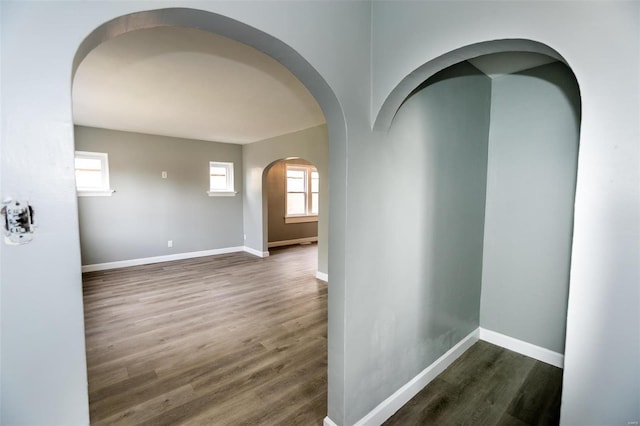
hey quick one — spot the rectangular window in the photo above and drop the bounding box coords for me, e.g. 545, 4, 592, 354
75, 151, 113, 197
208, 161, 235, 196
286, 164, 318, 222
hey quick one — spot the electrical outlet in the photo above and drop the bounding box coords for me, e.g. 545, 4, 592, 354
168, 240, 173, 248
162, 171, 168, 179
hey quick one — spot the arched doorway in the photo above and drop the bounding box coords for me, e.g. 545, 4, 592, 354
264, 158, 322, 258
72, 8, 343, 424
351, 43, 581, 425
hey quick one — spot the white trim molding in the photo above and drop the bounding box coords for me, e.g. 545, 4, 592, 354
206, 191, 237, 197
479, 328, 564, 368
243, 246, 270, 258
82, 246, 245, 272
284, 215, 318, 224
267, 236, 318, 248
354, 329, 480, 425
316, 271, 328, 282
323, 417, 339, 426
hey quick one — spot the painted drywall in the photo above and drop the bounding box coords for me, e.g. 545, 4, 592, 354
266, 159, 318, 244
480, 62, 580, 354
341, 61, 491, 424
370, 3, 639, 425
75, 126, 243, 266
243, 124, 328, 273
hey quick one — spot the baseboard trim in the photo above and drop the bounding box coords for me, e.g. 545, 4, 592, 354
323, 417, 338, 426
82, 246, 245, 272
243, 246, 270, 258
316, 271, 329, 282
267, 236, 318, 248
354, 328, 480, 425
479, 327, 564, 368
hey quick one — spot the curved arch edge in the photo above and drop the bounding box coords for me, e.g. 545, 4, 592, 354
372, 38, 569, 132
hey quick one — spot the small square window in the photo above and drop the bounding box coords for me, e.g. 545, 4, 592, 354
208, 161, 235, 196
75, 151, 113, 197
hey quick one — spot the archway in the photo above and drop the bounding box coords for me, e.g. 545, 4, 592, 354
263, 158, 323, 259
72, 7, 344, 424
373, 39, 569, 131
358, 42, 581, 424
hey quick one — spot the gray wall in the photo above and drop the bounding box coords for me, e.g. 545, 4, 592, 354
75, 126, 243, 265
480, 62, 581, 354
243, 124, 329, 274
342, 62, 491, 423
266, 159, 318, 243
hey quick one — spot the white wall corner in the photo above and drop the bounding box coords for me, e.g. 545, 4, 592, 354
479, 327, 564, 369
354, 328, 480, 425
243, 246, 270, 258
316, 271, 329, 282
323, 416, 339, 426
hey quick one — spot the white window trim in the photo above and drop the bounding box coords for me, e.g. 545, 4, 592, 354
207, 161, 237, 196
285, 164, 318, 220
75, 151, 114, 197
285, 215, 318, 224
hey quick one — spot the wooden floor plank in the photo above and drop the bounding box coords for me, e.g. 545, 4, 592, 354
83, 245, 327, 425
385, 341, 563, 426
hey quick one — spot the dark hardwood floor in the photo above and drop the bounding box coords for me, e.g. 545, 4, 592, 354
82, 244, 327, 425
84, 244, 562, 426
385, 340, 563, 426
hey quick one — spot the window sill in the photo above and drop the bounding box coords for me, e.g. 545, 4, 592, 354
207, 191, 237, 197
77, 189, 114, 197
285, 215, 318, 224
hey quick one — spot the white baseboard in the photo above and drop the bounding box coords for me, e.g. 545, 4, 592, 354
316, 271, 329, 282
82, 246, 246, 272
479, 327, 564, 368
354, 329, 480, 425
243, 246, 270, 258
267, 236, 318, 248
323, 417, 338, 426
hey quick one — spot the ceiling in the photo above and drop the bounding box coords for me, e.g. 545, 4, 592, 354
73, 27, 558, 144
72, 26, 326, 144
468, 52, 557, 79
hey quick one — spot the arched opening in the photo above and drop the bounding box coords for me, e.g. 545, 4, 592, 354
71, 8, 343, 424
263, 158, 322, 258
371, 44, 581, 423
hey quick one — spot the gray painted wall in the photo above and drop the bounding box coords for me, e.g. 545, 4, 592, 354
480, 62, 580, 354
342, 62, 491, 423
266, 159, 318, 243
243, 124, 329, 274
75, 126, 243, 265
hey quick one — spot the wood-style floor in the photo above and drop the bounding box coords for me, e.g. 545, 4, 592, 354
82, 244, 327, 425
385, 340, 563, 426
84, 244, 562, 426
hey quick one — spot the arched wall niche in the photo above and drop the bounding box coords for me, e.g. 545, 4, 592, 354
360, 39, 581, 424
373, 38, 574, 131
